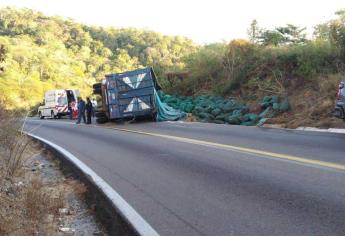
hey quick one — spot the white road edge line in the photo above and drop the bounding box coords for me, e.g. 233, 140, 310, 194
296, 127, 345, 134
25, 131, 159, 236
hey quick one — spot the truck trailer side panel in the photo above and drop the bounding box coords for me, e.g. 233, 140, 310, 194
104, 67, 159, 120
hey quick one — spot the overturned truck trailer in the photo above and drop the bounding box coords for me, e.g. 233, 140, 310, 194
93, 67, 162, 124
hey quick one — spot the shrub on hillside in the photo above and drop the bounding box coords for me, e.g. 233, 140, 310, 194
180, 39, 343, 97
178, 43, 226, 95
222, 40, 257, 94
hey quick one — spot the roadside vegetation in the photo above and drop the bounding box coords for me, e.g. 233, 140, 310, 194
0, 106, 46, 234
0, 104, 105, 235
0, 7, 197, 109
166, 10, 345, 127
0, 7, 345, 127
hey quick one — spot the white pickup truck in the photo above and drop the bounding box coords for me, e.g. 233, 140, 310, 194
38, 89, 79, 119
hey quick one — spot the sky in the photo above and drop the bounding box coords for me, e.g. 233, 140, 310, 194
0, 0, 344, 44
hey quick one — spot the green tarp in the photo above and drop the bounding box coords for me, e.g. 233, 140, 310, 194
155, 89, 186, 121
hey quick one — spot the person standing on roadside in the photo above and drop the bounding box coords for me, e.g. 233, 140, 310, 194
86, 97, 92, 124
91, 98, 97, 117
76, 97, 86, 124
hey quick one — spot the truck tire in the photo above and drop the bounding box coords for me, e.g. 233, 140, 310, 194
93, 83, 102, 95
96, 117, 108, 124
93, 88, 102, 95
93, 83, 101, 90
151, 111, 157, 121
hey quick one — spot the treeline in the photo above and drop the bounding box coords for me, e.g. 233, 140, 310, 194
0, 7, 345, 110
0, 7, 197, 108
174, 10, 345, 98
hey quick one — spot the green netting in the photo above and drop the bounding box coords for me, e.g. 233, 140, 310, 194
240, 121, 257, 126
242, 113, 259, 122
226, 115, 241, 125
272, 103, 280, 111
157, 90, 289, 126
279, 98, 290, 112
155, 89, 186, 121
211, 108, 222, 116
215, 113, 228, 121
212, 120, 225, 124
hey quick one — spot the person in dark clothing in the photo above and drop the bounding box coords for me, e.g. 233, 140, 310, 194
76, 97, 86, 124
85, 97, 92, 124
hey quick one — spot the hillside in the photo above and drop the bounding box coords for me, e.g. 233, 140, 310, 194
0, 7, 345, 128
0, 7, 197, 109
163, 11, 345, 128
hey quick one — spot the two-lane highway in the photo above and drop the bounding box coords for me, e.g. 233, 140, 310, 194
25, 119, 345, 235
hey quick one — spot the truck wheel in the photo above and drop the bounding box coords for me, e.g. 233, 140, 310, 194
93, 88, 102, 95
96, 117, 108, 124
151, 111, 157, 121
93, 83, 102, 95
51, 111, 55, 119
39, 112, 44, 119
93, 83, 102, 90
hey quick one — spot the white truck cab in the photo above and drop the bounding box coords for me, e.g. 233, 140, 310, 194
38, 89, 80, 119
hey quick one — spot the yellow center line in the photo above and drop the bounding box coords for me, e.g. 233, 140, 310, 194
102, 126, 345, 171
27, 120, 345, 171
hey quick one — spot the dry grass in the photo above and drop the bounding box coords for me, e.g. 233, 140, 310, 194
0, 104, 106, 235
0, 105, 65, 235
0, 177, 65, 235
184, 113, 198, 122
0, 111, 27, 180
269, 74, 345, 128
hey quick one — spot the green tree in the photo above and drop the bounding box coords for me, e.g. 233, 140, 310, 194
111, 49, 141, 72
256, 24, 306, 46
258, 30, 285, 46
313, 9, 345, 57
329, 10, 345, 53
0, 7, 197, 109
275, 24, 306, 44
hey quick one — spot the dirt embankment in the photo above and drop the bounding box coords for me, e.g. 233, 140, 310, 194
265, 74, 345, 129
234, 73, 345, 129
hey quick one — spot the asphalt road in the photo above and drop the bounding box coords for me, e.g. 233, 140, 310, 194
25, 119, 345, 236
